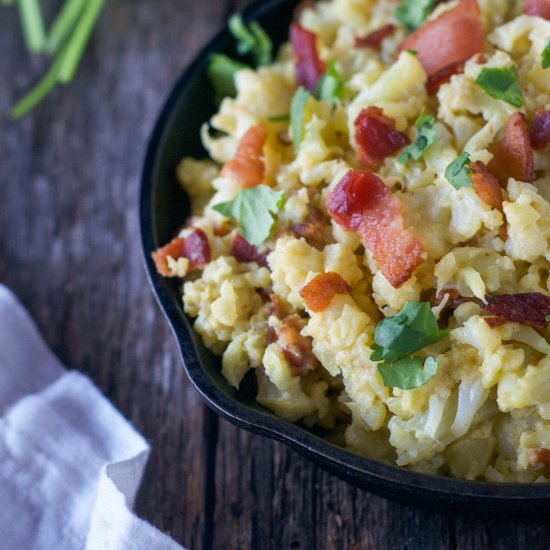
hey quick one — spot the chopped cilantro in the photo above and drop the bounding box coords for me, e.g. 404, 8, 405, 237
377, 356, 439, 391
267, 114, 290, 122
212, 185, 285, 246
396, 0, 436, 31
207, 54, 248, 103
316, 60, 345, 104
445, 152, 473, 190
398, 112, 437, 165
475, 66, 524, 108
228, 14, 272, 67
546, 314, 550, 322
542, 38, 550, 69
370, 301, 447, 390
290, 86, 312, 149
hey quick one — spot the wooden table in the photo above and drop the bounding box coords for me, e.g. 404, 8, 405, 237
1, 1, 549, 548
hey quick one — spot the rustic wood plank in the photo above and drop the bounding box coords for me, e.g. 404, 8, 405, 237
0, 1, 228, 548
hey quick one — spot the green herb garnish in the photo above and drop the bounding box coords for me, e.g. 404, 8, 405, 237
370, 301, 447, 390
207, 54, 248, 104
542, 38, 550, 69
212, 185, 285, 246
290, 86, 312, 149
316, 60, 344, 104
546, 315, 550, 322
475, 66, 524, 107
398, 112, 436, 165
445, 152, 473, 190
396, 0, 436, 31
267, 114, 290, 122
228, 14, 272, 67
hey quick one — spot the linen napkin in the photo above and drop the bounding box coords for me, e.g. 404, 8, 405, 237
0, 285, 184, 550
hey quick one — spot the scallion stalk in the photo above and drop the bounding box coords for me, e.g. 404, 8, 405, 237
46, 0, 87, 55
17, 0, 47, 53
58, 0, 106, 83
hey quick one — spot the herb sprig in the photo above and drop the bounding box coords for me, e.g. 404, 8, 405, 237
370, 301, 448, 390
5, 0, 107, 119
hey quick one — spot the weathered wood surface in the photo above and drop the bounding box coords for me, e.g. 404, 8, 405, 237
1, 1, 549, 548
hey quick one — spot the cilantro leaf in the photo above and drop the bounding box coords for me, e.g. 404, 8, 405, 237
207, 54, 248, 103
542, 38, 550, 70
267, 114, 290, 122
212, 185, 285, 245
398, 113, 437, 165
290, 86, 312, 149
373, 301, 448, 357
396, 0, 436, 31
369, 302, 447, 390
228, 14, 272, 67
546, 315, 550, 322
316, 60, 345, 104
377, 356, 439, 391
475, 66, 524, 108
445, 152, 473, 190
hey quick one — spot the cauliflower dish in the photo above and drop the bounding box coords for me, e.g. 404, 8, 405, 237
152, 0, 550, 482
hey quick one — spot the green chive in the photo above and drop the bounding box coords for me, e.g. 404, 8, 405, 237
46, 0, 87, 55
10, 46, 67, 119
58, 0, 106, 83
17, 0, 47, 54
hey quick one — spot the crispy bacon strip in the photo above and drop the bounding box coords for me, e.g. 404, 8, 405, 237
299, 272, 352, 313
327, 170, 426, 288
483, 292, 550, 330
470, 161, 504, 212
399, 0, 483, 79
354, 107, 410, 168
529, 448, 550, 468
278, 315, 319, 375
489, 113, 535, 185
221, 125, 267, 188
290, 206, 326, 249
230, 233, 269, 267
530, 108, 550, 150
355, 24, 396, 48
290, 23, 326, 93
152, 228, 211, 277
524, 0, 550, 19
426, 61, 465, 95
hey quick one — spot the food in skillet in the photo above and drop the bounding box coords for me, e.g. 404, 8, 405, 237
153, 0, 550, 481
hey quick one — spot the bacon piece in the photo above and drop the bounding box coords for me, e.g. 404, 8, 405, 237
354, 107, 410, 168
398, 0, 484, 78
426, 61, 464, 95
230, 233, 269, 267
221, 125, 267, 188
530, 108, 550, 150
489, 113, 535, 185
482, 292, 550, 330
528, 448, 550, 468
355, 24, 396, 48
470, 161, 504, 212
278, 315, 319, 375
327, 170, 426, 288
290, 206, 326, 249
524, 0, 550, 19
290, 23, 326, 92
299, 272, 352, 313
152, 228, 211, 277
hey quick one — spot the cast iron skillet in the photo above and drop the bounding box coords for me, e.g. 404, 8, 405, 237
140, 0, 550, 516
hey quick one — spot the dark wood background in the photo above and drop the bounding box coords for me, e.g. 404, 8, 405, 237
1, 1, 549, 548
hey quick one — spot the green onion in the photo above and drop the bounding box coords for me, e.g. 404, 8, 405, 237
58, 0, 106, 83
46, 0, 87, 55
17, 0, 47, 54
11, 45, 67, 119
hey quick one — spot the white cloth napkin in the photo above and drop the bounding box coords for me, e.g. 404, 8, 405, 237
0, 285, 184, 550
